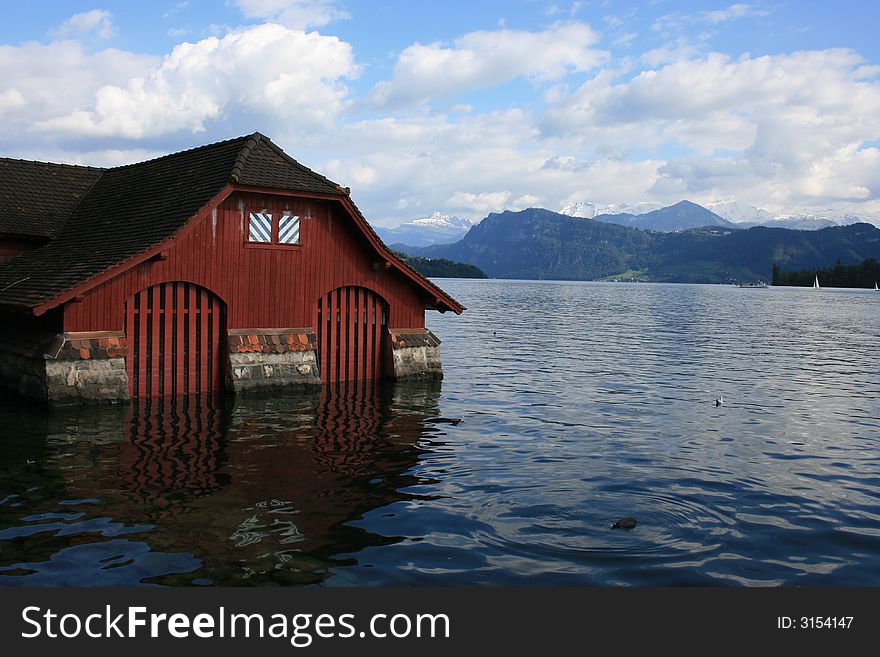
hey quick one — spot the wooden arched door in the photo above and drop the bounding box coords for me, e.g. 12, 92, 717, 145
316, 286, 387, 384
124, 282, 224, 398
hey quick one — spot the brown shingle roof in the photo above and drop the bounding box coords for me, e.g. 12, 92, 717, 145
0, 135, 254, 309
0, 158, 104, 239
0, 132, 463, 314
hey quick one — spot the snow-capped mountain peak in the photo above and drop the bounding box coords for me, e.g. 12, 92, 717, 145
707, 200, 773, 224
560, 201, 663, 218
409, 212, 473, 228
374, 212, 475, 247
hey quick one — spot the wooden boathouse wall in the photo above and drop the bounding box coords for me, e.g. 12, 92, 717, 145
0, 134, 460, 403
62, 191, 427, 333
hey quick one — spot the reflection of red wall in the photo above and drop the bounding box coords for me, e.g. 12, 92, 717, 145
60, 384, 439, 584
62, 192, 427, 333
118, 397, 225, 503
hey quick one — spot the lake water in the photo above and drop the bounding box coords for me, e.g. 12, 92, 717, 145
1, 280, 879, 586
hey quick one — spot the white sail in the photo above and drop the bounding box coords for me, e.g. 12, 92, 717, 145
875, 281, 878, 290
813, 275, 820, 289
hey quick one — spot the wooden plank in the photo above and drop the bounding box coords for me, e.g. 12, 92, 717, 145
199, 287, 209, 394
211, 294, 221, 393
361, 288, 368, 379
175, 283, 185, 396
163, 283, 173, 397
346, 287, 356, 381
137, 291, 148, 398
331, 289, 338, 385
319, 294, 327, 383
373, 293, 383, 380
125, 296, 135, 397
150, 285, 161, 397
188, 284, 197, 396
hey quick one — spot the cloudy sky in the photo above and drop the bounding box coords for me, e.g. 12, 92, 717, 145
2, 1, 879, 226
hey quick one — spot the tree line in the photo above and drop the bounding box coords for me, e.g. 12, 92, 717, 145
772, 258, 880, 288
393, 252, 488, 279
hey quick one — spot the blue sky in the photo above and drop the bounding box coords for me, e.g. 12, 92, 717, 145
2, 1, 880, 226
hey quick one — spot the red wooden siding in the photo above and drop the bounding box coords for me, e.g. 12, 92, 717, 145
64, 193, 428, 333
317, 285, 387, 383
124, 282, 223, 398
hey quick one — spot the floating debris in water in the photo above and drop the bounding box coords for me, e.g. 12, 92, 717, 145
425, 417, 462, 426
611, 517, 638, 530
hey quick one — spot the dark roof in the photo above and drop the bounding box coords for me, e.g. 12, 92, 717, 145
232, 136, 343, 195
0, 158, 104, 239
0, 132, 463, 314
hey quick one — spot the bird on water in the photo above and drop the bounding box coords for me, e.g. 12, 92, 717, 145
611, 517, 638, 530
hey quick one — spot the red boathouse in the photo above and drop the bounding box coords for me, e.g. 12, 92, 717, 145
0, 133, 463, 403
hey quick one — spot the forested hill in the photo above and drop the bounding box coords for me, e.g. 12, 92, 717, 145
593, 200, 737, 232
773, 258, 880, 288
394, 252, 487, 279
409, 208, 880, 283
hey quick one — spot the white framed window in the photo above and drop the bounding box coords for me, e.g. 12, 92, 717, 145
248, 212, 272, 243
278, 212, 301, 245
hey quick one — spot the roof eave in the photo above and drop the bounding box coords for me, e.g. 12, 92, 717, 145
29, 183, 236, 316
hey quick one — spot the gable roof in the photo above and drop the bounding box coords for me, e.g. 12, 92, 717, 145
0, 133, 463, 315
0, 158, 104, 239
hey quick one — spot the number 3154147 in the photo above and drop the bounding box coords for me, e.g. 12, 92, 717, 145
777, 617, 853, 629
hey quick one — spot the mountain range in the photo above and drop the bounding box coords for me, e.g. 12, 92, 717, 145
583, 200, 738, 232
375, 200, 875, 250
399, 208, 880, 283
374, 212, 474, 247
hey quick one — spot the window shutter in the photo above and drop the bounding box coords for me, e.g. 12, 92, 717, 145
248, 212, 272, 243
278, 212, 301, 244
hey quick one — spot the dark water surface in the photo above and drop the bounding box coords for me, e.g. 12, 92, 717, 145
1, 281, 879, 586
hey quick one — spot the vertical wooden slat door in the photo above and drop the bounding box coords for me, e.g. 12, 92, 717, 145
124, 282, 224, 398
316, 286, 387, 384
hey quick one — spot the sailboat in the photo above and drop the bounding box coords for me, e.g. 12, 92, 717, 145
874, 281, 878, 291
813, 275, 820, 290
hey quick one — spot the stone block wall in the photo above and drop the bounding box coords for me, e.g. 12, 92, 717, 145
44, 332, 130, 403
0, 324, 447, 402
226, 328, 321, 391
0, 330, 130, 404
387, 328, 443, 380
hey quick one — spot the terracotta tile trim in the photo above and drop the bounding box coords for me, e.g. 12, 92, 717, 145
388, 328, 441, 350
45, 331, 127, 360
226, 327, 317, 354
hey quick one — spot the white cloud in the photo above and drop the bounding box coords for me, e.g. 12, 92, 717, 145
653, 3, 769, 34
704, 3, 768, 24
538, 49, 880, 212
446, 191, 512, 214
369, 23, 607, 107
3, 10, 880, 226
311, 109, 666, 226
234, 0, 349, 29
0, 40, 157, 146
52, 9, 117, 40
0, 89, 25, 116
35, 23, 357, 139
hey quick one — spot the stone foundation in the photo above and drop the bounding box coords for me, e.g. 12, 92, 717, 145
44, 332, 130, 403
387, 328, 443, 380
226, 328, 321, 391
0, 325, 445, 402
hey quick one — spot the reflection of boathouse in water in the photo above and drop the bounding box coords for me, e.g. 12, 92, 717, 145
0, 133, 463, 403
6, 383, 444, 585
